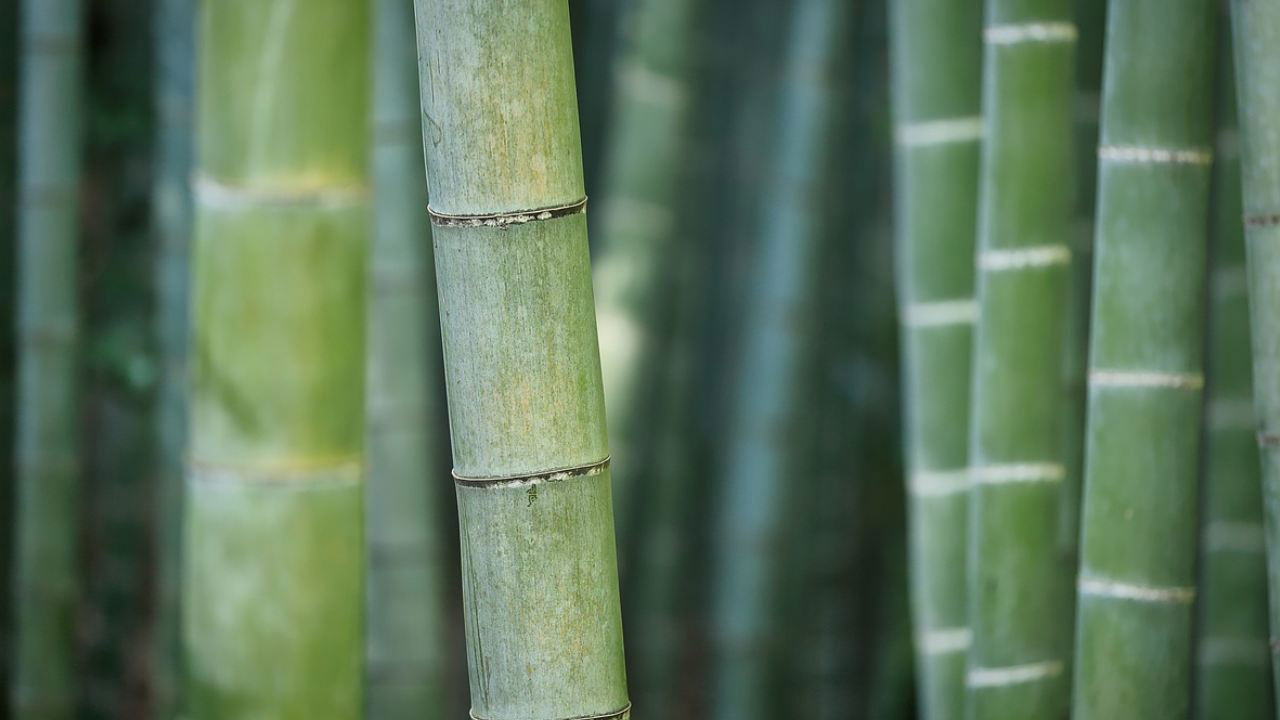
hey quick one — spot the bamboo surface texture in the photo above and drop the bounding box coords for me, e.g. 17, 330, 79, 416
710, 1, 850, 718
411, 1, 629, 718
11, 0, 82, 716
889, 0, 982, 717
185, 1, 370, 716
1230, 0, 1280, 705
1194, 49, 1273, 717
966, 0, 1077, 717
1072, 1, 1217, 717
365, 0, 446, 716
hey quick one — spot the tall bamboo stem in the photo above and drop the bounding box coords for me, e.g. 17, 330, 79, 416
1071, 1, 1217, 716
184, 1, 370, 715
966, 0, 1077, 716
410, 2, 629, 718
365, 0, 446, 716
1230, 0, 1280, 705
11, 0, 83, 716
889, 0, 983, 715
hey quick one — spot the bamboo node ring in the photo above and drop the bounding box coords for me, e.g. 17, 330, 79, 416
453, 456, 611, 489
429, 197, 588, 228
469, 702, 631, 720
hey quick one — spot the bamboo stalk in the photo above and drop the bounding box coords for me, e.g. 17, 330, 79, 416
1229, 0, 1280, 705
410, 2, 629, 718
184, 1, 370, 715
365, 0, 446, 716
1194, 36, 1273, 717
888, 0, 983, 715
966, 0, 1077, 716
709, 1, 851, 717
1071, 1, 1217, 716
150, 0, 193, 714
11, 0, 83, 716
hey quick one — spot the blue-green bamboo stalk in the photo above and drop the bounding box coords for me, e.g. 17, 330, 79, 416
11, 0, 83, 716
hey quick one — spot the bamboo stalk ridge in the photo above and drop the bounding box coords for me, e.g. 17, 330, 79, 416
710, 0, 851, 717
150, 0, 193, 714
1230, 0, 1280, 704
1072, 1, 1217, 716
184, 1, 370, 715
11, 0, 83, 716
365, 0, 446, 716
888, 0, 983, 716
1194, 44, 1273, 717
966, 0, 1077, 716
410, 2, 629, 718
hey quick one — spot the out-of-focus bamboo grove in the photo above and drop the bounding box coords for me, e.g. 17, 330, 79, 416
2, 0, 1279, 718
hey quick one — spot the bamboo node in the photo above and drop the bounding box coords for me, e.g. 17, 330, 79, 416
895, 116, 983, 147
969, 463, 1064, 486
1089, 369, 1204, 391
967, 660, 1064, 688
429, 197, 588, 228
1245, 212, 1280, 228
453, 456, 611, 490
978, 245, 1070, 272
470, 702, 631, 720
1078, 576, 1195, 604
1098, 145, 1213, 166
984, 22, 1077, 46
901, 299, 978, 328
908, 468, 970, 497
917, 627, 971, 655
194, 175, 369, 210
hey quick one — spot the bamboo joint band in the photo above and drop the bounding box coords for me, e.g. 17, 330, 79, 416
470, 703, 631, 720
1245, 212, 1280, 227
1098, 145, 1213, 165
428, 197, 588, 228
984, 22, 1077, 45
1078, 576, 1195, 604
895, 116, 984, 147
453, 456, 611, 490
968, 660, 1064, 688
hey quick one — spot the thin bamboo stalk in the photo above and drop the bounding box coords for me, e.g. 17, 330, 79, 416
365, 0, 446, 716
1194, 37, 1274, 717
709, 1, 851, 717
184, 1, 370, 715
11, 0, 83, 716
150, 0, 193, 714
1071, 1, 1217, 716
410, 2, 629, 718
966, 0, 1077, 716
1229, 0, 1280, 705
888, 0, 983, 715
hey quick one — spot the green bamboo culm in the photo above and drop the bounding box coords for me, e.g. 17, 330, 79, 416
1230, 0, 1280, 705
1194, 38, 1274, 717
184, 1, 370, 716
594, 0, 703, 571
365, 0, 446, 716
888, 0, 983, 715
966, 0, 1077, 717
709, 0, 850, 717
410, 2, 630, 718
11, 0, 83, 716
1071, 1, 1217, 716
150, 0, 194, 714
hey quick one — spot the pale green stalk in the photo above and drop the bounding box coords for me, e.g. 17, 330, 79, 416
410, 2, 629, 718
184, 1, 370, 716
11, 0, 83, 716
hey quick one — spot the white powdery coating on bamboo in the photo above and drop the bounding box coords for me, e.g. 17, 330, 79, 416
902, 299, 978, 328
978, 244, 1071, 272
910, 468, 970, 497
1090, 369, 1205, 391
896, 116, 984, 147
617, 60, 688, 109
970, 463, 1064, 486
968, 660, 1064, 688
918, 627, 971, 655
1079, 576, 1195, 604
1203, 521, 1266, 554
1198, 636, 1269, 667
1208, 398, 1255, 430
1098, 145, 1213, 166
984, 22, 1078, 45
194, 175, 368, 211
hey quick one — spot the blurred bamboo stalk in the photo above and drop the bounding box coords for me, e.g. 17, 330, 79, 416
888, 0, 982, 715
11, 0, 83, 716
411, 1, 629, 717
966, 0, 1076, 716
1072, 1, 1217, 716
365, 0, 446, 716
185, 1, 370, 715
1194, 34, 1273, 717
1230, 0, 1280, 706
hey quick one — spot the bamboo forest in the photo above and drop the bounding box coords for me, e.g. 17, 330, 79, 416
4, 0, 1280, 718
